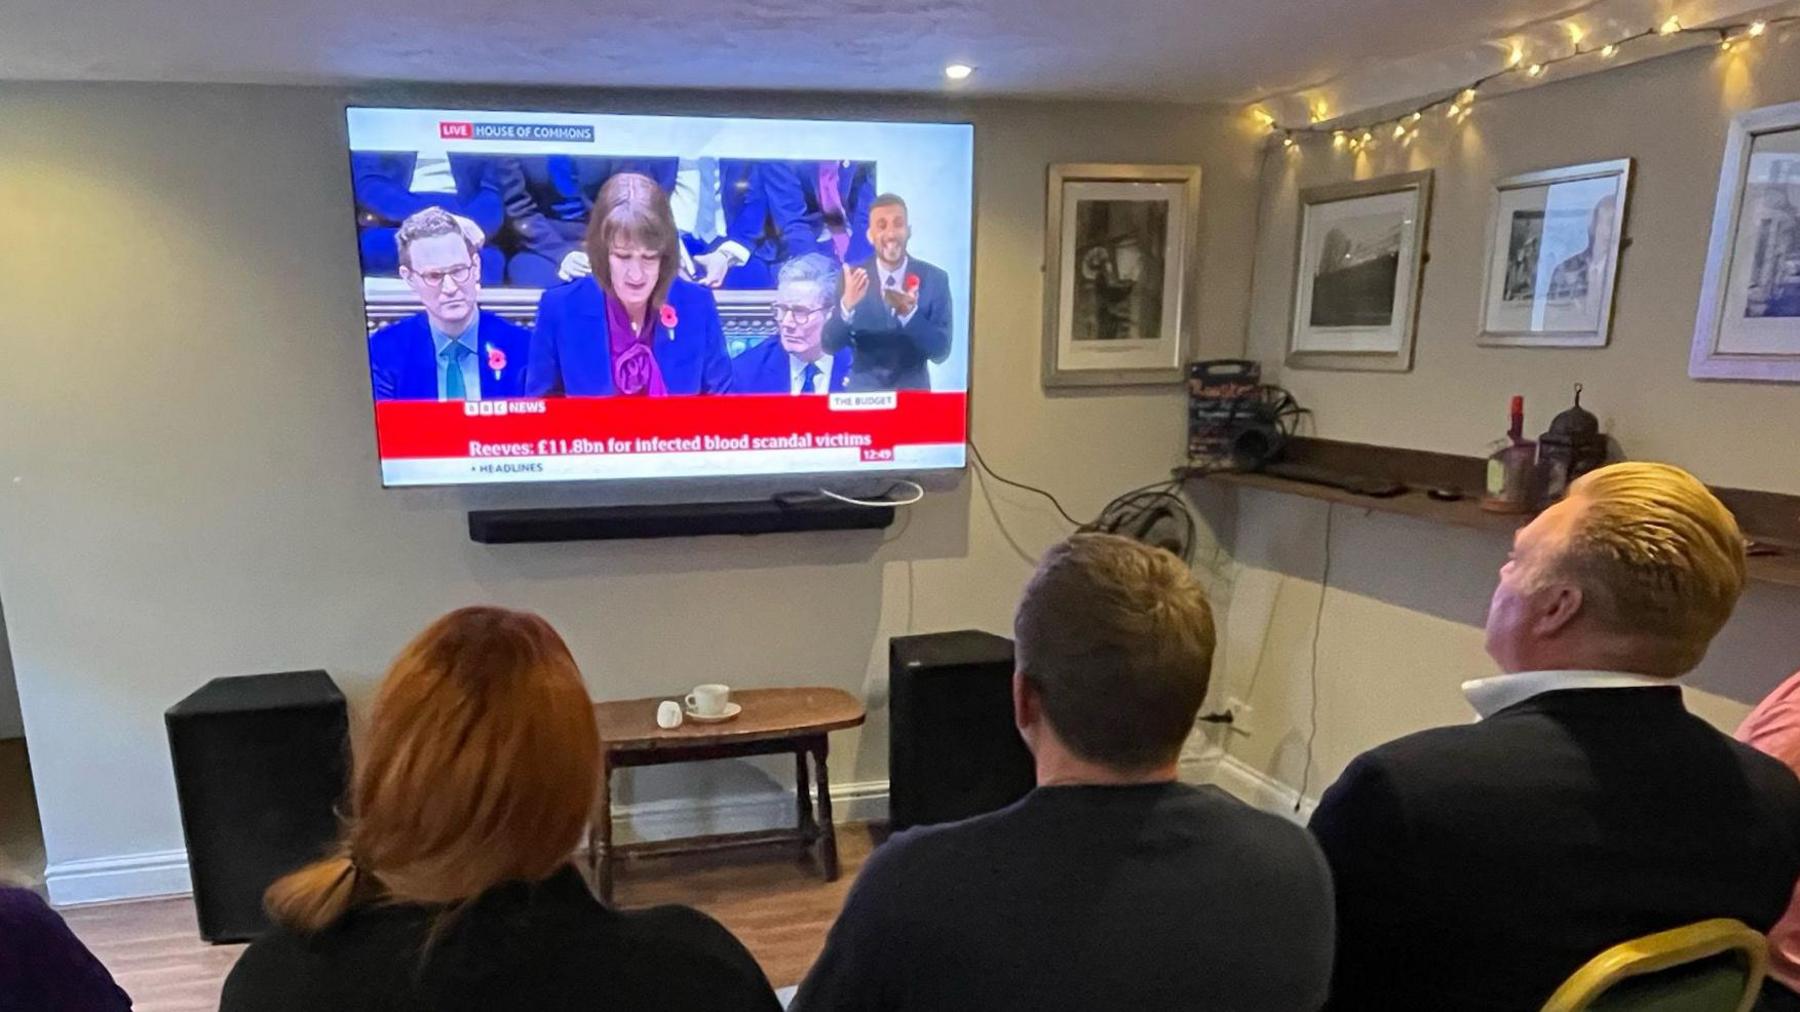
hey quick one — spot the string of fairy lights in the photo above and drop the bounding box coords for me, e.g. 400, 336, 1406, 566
1252, 12, 1800, 153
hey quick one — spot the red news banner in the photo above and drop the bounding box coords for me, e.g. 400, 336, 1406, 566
375, 392, 969, 465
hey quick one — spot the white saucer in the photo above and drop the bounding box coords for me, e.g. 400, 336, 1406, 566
684, 702, 742, 724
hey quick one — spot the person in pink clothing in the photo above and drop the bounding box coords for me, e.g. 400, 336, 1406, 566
1740, 669, 1800, 1012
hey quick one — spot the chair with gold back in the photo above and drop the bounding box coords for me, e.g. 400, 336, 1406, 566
1542, 919, 1768, 1012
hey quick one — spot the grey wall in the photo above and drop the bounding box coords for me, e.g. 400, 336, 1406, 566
0, 82, 1262, 895
1201, 38, 1800, 800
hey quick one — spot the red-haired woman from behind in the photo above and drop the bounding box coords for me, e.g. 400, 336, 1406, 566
221, 606, 779, 1011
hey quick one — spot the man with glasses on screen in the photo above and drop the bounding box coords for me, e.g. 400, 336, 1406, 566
368, 207, 532, 402
729, 254, 855, 395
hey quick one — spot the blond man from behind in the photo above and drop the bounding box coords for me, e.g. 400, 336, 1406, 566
1311, 462, 1800, 1011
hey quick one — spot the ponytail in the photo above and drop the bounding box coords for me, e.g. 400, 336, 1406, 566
265, 853, 362, 934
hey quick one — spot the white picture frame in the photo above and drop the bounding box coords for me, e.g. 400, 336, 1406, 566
1478, 159, 1632, 348
1288, 171, 1433, 372
1691, 99, 1800, 383
1042, 163, 1201, 388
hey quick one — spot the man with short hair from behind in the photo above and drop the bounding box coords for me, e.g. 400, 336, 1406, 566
1311, 462, 1800, 1011
792, 533, 1335, 1012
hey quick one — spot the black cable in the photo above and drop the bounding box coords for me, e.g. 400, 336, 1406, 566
1294, 501, 1335, 812
967, 439, 1083, 527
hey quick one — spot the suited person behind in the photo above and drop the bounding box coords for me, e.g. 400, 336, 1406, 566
526, 173, 732, 397
352, 152, 506, 283
692, 160, 875, 289
792, 534, 1335, 1012
821, 194, 952, 391
498, 156, 679, 288
367, 208, 531, 402
729, 254, 855, 396
1310, 461, 1800, 1012
675, 158, 780, 290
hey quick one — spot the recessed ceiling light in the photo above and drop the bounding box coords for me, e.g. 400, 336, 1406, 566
944, 64, 974, 81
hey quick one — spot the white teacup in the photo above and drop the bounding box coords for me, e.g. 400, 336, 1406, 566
686, 683, 731, 717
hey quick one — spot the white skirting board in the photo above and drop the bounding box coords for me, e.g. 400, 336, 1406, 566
47, 780, 890, 908
1202, 750, 1319, 823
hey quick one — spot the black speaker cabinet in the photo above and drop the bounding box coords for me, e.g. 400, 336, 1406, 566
165, 670, 349, 943
888, 631, 1035, 832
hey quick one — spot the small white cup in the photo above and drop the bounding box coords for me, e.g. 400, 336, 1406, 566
656, 700, 684, 729
686, 683, 731, 717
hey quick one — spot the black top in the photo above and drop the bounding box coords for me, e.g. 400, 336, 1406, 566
220, 866, 781, 1012
791, 781, 1336, 1012
1310, 687, 1800, 1011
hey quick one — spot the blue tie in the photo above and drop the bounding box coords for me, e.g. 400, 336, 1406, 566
799, 362, 822, 395
443, 343, 472, 400
694, 157, 721, 243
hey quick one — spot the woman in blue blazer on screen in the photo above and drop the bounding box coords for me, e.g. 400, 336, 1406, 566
526, 173, 732, 397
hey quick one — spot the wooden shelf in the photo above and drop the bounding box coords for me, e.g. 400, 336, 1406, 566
1180, 438, 1800, 591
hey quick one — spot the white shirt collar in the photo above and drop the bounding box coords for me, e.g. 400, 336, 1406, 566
1460, 669, 1676, 719
877, 257, 910, 289
789, 351, 834, 394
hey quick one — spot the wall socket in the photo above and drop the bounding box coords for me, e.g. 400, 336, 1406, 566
1224, 697, 1255, 736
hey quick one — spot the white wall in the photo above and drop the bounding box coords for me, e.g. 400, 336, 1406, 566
1199, 37, 1800, 801
0, 83, 1262, 901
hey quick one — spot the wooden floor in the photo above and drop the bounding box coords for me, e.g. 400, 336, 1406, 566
0, 737, 47, 892
60, 826, 879, 1012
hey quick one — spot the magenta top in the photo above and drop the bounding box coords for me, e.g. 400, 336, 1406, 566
1739, 669, 1800, 994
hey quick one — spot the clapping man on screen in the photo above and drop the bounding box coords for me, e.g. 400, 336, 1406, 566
367, 208, 531, 402
822, 194, 952, 391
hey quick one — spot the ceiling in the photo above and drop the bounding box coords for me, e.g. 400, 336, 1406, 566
3, 0, 1606, 104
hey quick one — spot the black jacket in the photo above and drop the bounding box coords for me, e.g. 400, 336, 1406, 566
220, 866, 781, 1012
1310, 687, 1800, 1011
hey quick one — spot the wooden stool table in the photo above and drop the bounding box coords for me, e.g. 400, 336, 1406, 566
590, 686, 866, 903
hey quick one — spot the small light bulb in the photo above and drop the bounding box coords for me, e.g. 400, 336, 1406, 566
1750, 20, 1768, 37
1659, 16, 1682, 35
1393, 123, 1406, 139
944, 63, 974, 80
1447, 103, 1461, 118
1410, 112, 1422, 123
1508, 44, 1525, 66
1527, 63, 1546, 77
1460, 88, 1479, 105
1283, 135, 1296, 149
1361, 131, 1374, 144
1252, 108, 1275, 128
1567, 23, 1586, 45
1601, 43, 1618, 57
1332, 131, 1346, 148
1310, 101, 1329, 124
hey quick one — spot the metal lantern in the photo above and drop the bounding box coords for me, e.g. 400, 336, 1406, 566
1538, 384, 1609, 504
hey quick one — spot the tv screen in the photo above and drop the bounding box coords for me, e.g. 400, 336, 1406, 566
345, 107, 973, 488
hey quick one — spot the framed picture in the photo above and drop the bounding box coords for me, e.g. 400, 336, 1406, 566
1042, 163, 1201, 388
1692, 99, 1800, 382
1288, 171, 1433, 372
1479, 159, 1632, 347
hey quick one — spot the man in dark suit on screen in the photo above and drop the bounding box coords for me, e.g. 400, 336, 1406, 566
367, 208, 530, 402
1310, 462, 1800, 1011
729, 254, 855, 395
821, 194, 952, 391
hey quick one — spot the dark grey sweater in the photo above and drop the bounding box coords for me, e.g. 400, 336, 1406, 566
793, 782, 1335, 1012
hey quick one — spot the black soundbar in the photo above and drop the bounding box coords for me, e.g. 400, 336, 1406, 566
468, 499, 895, 544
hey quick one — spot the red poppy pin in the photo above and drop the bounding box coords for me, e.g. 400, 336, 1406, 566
905, 274, 921, 294
485, 343, 506, 379
660, 303, 679, 329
